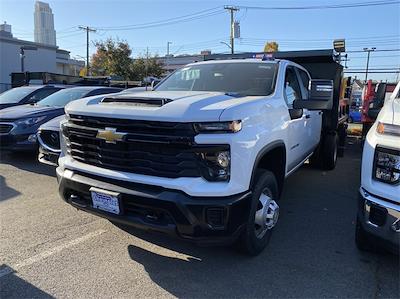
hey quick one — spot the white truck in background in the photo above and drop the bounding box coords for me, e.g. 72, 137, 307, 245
356, 81, 400, 254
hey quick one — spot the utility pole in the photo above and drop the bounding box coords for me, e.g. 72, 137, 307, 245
78, 26, 96, 76
145, 46, 149, 90
363, 47, 376, 82
166, 41, 172, 71
224, 6, 239, 54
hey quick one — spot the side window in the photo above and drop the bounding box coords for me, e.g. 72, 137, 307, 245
298, 69, 310, 99
26, 88, 59, 103
284, 66, 302, 107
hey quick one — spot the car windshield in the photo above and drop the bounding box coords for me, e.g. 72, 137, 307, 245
155, 62, 278, 96
37, 88, 91, 107
0, 87, 39, 104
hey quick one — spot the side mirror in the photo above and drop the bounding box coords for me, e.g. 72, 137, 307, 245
293, 79, 334, 110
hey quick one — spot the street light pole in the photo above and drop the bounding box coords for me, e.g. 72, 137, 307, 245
363, 47, 376, 82
166, 41, 172, 71
220, 41, 232, 52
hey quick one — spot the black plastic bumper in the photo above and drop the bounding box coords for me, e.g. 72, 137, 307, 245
57, 168, 252, 245
0, 134, 37, 151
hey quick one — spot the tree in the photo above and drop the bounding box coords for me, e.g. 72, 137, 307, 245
264, 41, 279, 53
91, 38, 133, 79
130, 55, 165, 81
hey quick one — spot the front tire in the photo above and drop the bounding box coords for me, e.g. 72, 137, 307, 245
237, 170, 279, 256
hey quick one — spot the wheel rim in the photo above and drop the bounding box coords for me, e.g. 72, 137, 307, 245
254, 188, 279, 239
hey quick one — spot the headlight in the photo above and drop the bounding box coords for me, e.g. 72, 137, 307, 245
194, 120, 242, 133
199, 147, 231, 181
15, 116, 47, 128
373, 147, 400, 184
376, 122, 400, 136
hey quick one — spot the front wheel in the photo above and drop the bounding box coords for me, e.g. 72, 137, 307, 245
237, 170, 279, 256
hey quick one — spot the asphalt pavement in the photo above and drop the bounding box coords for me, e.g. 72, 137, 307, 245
0, 138, 398, 298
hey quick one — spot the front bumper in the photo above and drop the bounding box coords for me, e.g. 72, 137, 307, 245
358, 187, 400, 253
57, 167, 252, 245
0, 133, 38, 151
38, 144, 60, 166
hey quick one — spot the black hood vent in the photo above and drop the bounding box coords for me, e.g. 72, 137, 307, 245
101, 95, 173, 107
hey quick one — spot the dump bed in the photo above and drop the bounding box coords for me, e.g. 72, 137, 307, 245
205, 49, 345, 131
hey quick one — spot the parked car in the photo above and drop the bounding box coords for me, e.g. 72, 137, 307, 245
0, 85, 66, 110
349, 109, 362, 123
0, 86, 122, 151
356, 81, 400, 254
37, 115, 65, 166
57, 50, 348, 255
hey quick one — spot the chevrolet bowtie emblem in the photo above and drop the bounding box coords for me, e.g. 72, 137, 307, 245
96, 127, 127, 143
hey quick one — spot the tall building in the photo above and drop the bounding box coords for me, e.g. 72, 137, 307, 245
34, 1, 56, 46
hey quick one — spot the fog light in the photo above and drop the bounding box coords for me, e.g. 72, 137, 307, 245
28, 134, 37, 143
217, 151, 230, 168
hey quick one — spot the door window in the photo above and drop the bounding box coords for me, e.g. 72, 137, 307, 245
297, 69, 310, 99
27, 88, 60, 103
284, 66, 302, 107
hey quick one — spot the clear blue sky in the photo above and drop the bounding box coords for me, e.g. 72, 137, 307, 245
1, 0, 399, 81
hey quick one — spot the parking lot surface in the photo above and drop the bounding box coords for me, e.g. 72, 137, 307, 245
0, 138, 398, 298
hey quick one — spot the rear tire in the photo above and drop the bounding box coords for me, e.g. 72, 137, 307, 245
237, 170, 279, 256
322, 133, 338, 170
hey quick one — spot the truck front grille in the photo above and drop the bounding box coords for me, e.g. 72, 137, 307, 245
0, 123, 14, 134
64, 115, 204, 178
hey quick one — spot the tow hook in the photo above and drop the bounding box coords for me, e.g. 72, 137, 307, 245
391, 219, 400, 232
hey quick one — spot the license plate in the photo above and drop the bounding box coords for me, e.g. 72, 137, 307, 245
90, 187, 120, 215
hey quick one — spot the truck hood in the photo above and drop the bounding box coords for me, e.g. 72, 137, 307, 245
65, 91, 262, 122
0, 104, 63, 121
39, 115, 65, 131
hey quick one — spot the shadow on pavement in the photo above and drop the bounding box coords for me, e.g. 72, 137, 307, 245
0, 151, 56, 177
123, 138, 399, 298
0, 175, 20, 201
0, 265, 53, 298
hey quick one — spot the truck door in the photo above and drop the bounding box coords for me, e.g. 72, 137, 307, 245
284, 66, 310, 171
296, 67, 322, 153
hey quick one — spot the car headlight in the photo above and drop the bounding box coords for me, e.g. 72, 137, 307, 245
15, 116, 47, 128
198, 146, 231, 181
194, 120, 242, 133
377, 122, 400, 136
373, 147, 400, 184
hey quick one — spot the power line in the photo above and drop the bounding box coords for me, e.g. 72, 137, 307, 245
238, 1, 400, 10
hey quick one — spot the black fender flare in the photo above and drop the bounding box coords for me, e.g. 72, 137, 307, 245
249, 140, 286, 188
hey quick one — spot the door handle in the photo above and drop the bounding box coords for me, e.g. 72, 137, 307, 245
305, 114, 311, 119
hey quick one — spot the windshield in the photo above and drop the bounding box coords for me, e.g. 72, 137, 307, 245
155, 62, 278, 96
37, 88, 90, 107
0, 87, 39, 104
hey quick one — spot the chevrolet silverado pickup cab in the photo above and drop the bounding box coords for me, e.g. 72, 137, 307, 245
356, 81, 400, 254
57, 52, 343, 255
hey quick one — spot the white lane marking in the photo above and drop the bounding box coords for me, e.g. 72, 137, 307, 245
0, 229, 106, 278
